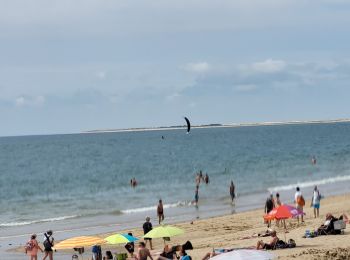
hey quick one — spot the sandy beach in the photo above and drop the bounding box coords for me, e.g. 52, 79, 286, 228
9, 193, 350, 259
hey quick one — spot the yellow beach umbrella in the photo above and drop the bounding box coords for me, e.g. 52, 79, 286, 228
54, 236, 105, 250
143, 225, 184, 239
105, 233, 139, 244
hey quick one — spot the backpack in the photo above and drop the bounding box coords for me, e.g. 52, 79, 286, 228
43, 233, 53, 249
25, 240, 35, 251
297, 195, 305, 207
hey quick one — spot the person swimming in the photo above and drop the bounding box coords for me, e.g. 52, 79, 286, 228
204, 174, 209, 184
130, 178, 137, 187
311, 156, 317, 165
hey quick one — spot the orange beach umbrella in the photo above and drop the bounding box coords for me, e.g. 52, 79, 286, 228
264, 204, 304, 221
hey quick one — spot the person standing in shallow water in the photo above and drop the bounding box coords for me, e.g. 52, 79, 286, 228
157, 199, 164, 224
204, 174, 209, 184
229, 181, 235, 204
194, 187, 199, 206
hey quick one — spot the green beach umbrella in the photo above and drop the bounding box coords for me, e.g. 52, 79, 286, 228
143, 225, 184, 239
105, 233, 139, 244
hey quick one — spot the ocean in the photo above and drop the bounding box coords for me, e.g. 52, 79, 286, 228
1, 122, 350, 258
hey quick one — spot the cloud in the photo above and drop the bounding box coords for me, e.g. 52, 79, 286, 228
251, 59, 286, 73
96, 71, 106, 79
234, 84, 257, 92
183, 62, 210, 73
182, 59, 350, 96
15, 95, 45, 107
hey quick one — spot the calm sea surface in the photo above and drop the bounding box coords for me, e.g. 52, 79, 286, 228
1, 122, 350, 243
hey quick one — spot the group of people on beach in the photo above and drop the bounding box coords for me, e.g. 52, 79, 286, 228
25, 231, 54, 260
265, 185, 322, 230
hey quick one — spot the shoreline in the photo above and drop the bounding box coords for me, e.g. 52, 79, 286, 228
5, 192, 350, 259
83, 118, 350, 134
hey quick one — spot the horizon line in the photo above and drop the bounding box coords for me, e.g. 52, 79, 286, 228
83, 118, 350, 134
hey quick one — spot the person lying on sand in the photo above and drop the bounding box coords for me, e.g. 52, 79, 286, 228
239, 229, 274, 240
202, 249, 230, 260
157, 245, 176, 260
157, 242, 193, 260
256, 230, 279, 250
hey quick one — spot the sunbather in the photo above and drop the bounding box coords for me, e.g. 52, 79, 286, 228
317, 213, 343, 235
256, 230, 279, 250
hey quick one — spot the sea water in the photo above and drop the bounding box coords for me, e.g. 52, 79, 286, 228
1, 122, 350, 250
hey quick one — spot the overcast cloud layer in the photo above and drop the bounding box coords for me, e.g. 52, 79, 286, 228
1, 1, 350, 136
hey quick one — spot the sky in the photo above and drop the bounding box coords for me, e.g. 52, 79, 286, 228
1, 0, 350, 136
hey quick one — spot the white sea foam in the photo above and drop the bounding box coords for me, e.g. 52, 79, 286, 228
0, 215, 78, 227
268, 175, 350, 192
121, 201, 191, 214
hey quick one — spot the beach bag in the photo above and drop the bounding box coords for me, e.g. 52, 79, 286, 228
297, 195, 305, 207
182, 241, 193, 251
275, 240, 287, 249
25, 240, 35, 251
288, 239, 296, 248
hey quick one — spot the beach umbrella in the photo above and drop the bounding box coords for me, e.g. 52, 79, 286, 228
54, 236, 105, 249
211, 249, 274, 260
264, 204, 304, 241
105, 233, 139, 244
143, 225, 184, 242
264, 204, 304, 221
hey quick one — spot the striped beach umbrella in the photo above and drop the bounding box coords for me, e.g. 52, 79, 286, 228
54, 236, 105, 250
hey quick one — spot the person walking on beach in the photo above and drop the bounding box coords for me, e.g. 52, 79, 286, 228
295, 187, 305, 223
229, 181, 235, 204
25, 234, 43, 260
264, 194, 274, 228
143, 217, 153, 250
43, 230, 54, 260
157, 199, 164, 224
311, 185, 321, 218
